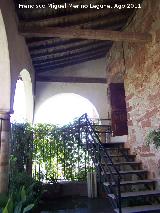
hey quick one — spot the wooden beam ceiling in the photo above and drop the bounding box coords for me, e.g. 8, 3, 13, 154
81, 12, 128, 29
27, 38, 78, 49
19, 26, 152, 43
34, 48, 107, 69
32, 42, 110, 61
16, 0, 109, 20
15, 0, 144, 72
30, 40, 110, 56
36, 76, 107, 83
35, 52, 106, 72
19, 8, 112, 28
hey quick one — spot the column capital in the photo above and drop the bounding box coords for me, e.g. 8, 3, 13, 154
0, 111, 11, 120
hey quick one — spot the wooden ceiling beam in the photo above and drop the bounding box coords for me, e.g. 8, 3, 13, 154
32, 42, 110, 61
35, 52, 105, 72
81, 13, 128, 29
30, 40, 110, 56
27, 38, 78, 49
34, 47, 108, 68
19, 8, 112, 28
36, 76, 107, 84
19, 26, 152, 43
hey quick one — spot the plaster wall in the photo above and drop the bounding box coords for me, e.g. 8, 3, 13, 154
35, 82, 108, 120
106, 0, 160, 179
0, 0, 34, 121
36, 58, 109, 120
40, 58, 107, 78
0, 10, 10, 112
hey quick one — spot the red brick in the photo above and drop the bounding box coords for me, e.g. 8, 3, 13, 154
141, 119, 151, 128
140, 153, 155, 157
141, 145, 150, 153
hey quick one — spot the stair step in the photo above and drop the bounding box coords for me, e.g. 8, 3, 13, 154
105, 148, 130, 151
109, 190, 160, 200
114, 204, 160, 213
102, 142, 125, 148
106, 169, 147, 176
107, 161, 141, 166
104, 179, 156, 187
107, 154, 136, 158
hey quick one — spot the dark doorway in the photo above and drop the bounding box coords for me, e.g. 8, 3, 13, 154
109, 83, 128, 136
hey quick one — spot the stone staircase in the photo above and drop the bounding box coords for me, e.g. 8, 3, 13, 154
101, 142, 160, 213
78, 114, 160, 213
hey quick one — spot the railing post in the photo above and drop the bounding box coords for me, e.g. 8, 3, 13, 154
83, 113, 122, 212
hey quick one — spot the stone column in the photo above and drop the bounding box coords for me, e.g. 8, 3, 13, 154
0, 112, 10, 194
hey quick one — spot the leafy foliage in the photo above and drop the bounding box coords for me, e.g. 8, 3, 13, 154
0, 172, 43, 213
11, 121, 93, 182
146, 128, 160, 149
10, 123, 33, 174
2, 186, 35, 213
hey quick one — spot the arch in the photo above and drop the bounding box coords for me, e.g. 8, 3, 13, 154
0, 10, 10, 111
11, 69, 33, 122
20, 69, 33, 122
34, 93, 99, 125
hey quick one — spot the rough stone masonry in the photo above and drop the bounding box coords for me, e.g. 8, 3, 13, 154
106, 0, 160, 180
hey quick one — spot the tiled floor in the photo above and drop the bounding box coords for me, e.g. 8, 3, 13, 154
39, 197, 114, 213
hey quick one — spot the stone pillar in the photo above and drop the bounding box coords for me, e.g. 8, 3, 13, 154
0, 112, 10, 194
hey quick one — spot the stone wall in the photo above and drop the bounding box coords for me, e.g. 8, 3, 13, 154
106, 0, 160, 179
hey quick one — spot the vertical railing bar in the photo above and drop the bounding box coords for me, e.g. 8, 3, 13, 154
78, 135, 80, 180
117, 176, 122, 213
50, 139, 52, 167
71, 136, 73, 180
53, 135, 56, 180
84, 126, 87, 179
57, 140, 58, 180
0, 118, 2, 149
78, 119, 81, 179
64, 136, 66, 180
35, 142, 37, 180
38, 163, 41, 181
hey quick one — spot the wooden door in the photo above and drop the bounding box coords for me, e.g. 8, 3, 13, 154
109, 83, 128, 136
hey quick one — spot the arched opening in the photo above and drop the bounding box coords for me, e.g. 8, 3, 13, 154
11, 69, 33, 123
34, 93, 99, 125
0, 10, 10, 111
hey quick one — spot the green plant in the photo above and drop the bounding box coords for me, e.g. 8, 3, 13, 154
146, 128, 160, 149
11, 121, 94, 182
2, 186, 34, 213
11, 123, 33, 174
9, 172, 43, 207
9, 172, 34, 194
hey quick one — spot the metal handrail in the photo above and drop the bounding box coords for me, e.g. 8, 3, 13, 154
78, 113, 122, 213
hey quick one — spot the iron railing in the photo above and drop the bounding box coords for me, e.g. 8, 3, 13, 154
32, 126, 95, 182
78, 113, 122, 213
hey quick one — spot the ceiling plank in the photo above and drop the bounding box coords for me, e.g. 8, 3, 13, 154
19, 8, 113, 28
17, 0, 108, 20
34, 48, 108, 68
27, 38, 78, 49
30, 40, 110, 56
19, 26, 152, 43
81, 12, 128, 29
36, 76, 107, 83
32, 42, 110, 62
35, 52, 106, 72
